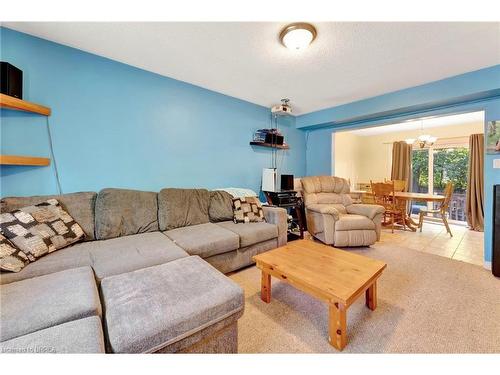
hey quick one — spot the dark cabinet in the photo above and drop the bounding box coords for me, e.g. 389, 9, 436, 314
493, 185, 500, 277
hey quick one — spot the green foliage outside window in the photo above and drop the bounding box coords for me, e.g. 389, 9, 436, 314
412, 150, 428, 193
411, 148, 469, 194
433, 148, 468, 192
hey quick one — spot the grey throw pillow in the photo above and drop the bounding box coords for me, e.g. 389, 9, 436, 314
0, 234, 29, 273
94, 188, 159, 240
158, 188, 210, 231
0, 199, 85, 262
209, 191, 234, 222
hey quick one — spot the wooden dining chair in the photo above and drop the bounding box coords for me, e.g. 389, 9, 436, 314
371, 181, 406, 233
418, 182, 454, 237
384, 179, 407, 192
384, 179, 407, 209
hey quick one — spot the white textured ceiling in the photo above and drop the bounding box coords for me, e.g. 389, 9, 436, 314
349, 111, 484, 136
3, 22, 500, 115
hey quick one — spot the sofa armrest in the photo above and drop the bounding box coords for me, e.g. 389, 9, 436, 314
263, 206, 288, 247
346, 204, 385, 220
306, 204, 340, 220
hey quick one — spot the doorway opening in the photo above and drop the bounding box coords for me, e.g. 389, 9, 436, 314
332, 110, 485, 267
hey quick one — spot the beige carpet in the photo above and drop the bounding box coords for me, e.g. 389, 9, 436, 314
229, 240, 500, 353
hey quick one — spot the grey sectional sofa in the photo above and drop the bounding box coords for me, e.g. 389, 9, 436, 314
0, 188, 287, 353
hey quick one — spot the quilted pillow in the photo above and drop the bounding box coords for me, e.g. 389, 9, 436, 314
0, 199, 85, 262
232, 197, 266, 223
0, 233, 29, 273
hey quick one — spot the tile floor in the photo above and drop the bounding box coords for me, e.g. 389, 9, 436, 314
378, 220, 485, 266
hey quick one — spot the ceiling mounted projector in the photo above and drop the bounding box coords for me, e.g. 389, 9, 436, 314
271, 98, 292, 116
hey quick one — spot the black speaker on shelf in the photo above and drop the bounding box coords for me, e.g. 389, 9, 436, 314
493, 184, 500, 277
265, 133, 284, 145
0, 62, 23, 99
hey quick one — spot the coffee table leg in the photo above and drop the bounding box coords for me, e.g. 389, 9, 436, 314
365, 281, 377, 310
261, 271, 271, 303
329, 302, 347, 350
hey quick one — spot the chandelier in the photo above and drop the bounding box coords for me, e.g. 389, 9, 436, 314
405, 120, 437, 148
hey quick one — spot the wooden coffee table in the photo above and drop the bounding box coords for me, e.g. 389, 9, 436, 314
252, 239, 386, 351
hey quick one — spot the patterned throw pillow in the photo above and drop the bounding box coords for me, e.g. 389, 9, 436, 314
232, 197, 266, 223
0, 234, 29, 273
0, 199, 85, 262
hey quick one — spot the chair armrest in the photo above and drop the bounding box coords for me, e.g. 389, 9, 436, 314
346, 204, 385, 220
262, 206, 288, 239
306, 204, 340, 220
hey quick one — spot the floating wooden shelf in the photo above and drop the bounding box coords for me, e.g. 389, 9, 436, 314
0, 93, 51, 116
250, 141, 290, 150
0, 155, 51, 166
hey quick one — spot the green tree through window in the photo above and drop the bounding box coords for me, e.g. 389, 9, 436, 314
412, 150, 428, 193
411, 146, 469, 221
412, 148, 468, 194
433, 148, 468, 193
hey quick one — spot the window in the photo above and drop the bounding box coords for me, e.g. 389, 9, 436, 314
410, 140, 469, 222
411, 149, 429, 215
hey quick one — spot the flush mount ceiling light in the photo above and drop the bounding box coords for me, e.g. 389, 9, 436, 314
279, 23, 317, 50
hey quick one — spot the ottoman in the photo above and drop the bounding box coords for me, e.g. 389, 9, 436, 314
0, 266, 102, 343
101, 256, 244, 353
0, 316, 105, 354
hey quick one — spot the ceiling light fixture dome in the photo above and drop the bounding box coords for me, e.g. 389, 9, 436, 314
279, 23, 317, 50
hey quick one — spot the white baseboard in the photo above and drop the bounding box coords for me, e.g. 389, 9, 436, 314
483, 261, 492, 270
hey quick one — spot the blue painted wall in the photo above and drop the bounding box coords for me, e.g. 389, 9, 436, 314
299, 67, 500, 266
0, 27, 306, 197
304, 128, 332, 176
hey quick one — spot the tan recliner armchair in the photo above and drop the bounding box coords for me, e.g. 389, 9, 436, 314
301, 176, 385, 247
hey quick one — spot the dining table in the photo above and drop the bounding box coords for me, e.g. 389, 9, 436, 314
359, 191, 445, 231
393, 191, 445, 231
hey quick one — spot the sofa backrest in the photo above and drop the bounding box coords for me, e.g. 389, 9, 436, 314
208, 190, 234, 223
0, 192, 97, 241
301, 176, 353, 208
95, 188, 159, 240
158, 188, 211, 231
1, 187, 236, 241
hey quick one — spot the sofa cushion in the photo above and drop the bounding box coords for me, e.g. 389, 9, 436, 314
1, 192, 97, 241
335, 214, 376, 231
216, 221, 278, 248
95, 188, 159, 240
88, 232, 189, 281
204, 238, 278, 274
101, 256, 244, 353
164, 223, 239, 258
0, 233, 189, 285
0, 241, 92, 285
0, 199, 85, 262
208, 190, 234, 222
0, 316, 105, 354
232, 196, 265, 223
0, 266, 101, 342
0, 233, 29, 273
158, 188, 210, 231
